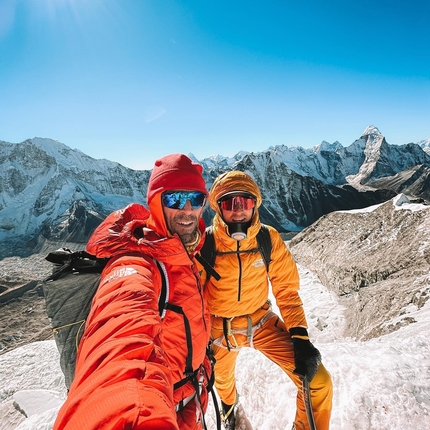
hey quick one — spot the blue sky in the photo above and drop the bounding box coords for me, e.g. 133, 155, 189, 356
1, 0, 429, 170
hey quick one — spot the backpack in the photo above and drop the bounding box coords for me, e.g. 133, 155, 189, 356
43, 248, 221, 430
42, 248, 168, 389
198, 224, 272, 281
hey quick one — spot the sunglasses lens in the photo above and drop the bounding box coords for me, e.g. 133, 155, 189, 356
162, 191, 206, 209
188, 192, 206, 208
219, 196, 255, 211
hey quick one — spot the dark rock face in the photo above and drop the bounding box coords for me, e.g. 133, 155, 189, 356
43, 200, 107, 243
366, 165, 430, 201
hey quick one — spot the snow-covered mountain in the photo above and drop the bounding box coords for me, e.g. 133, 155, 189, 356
199, 126, 430, 188
346, 126, 430, 188
0, 138, 151, 259
1, 127, 429, 260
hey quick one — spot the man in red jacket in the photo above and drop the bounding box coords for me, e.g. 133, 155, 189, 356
53, 154, 212, 430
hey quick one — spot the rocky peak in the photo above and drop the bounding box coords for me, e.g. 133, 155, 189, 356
362, 125, 382, 139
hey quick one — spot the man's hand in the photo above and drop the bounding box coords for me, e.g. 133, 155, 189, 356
290, 327, 321, 382
292, 338, 322, 382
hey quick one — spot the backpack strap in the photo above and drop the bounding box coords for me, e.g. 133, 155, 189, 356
199, 224, 273, 281
161, 270, 220, 429
256, 224, 272, 271
200, 226, 215, 266
197, 226, 221, 281
44, 249, 109, 282
155, 261, 220, 429
195, 253, 221, 281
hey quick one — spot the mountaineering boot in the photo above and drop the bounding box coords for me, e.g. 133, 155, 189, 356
221, 400, 236, 429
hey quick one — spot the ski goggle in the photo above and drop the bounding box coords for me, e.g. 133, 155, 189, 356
218, 195, 256, 211
162, 191, 207, 210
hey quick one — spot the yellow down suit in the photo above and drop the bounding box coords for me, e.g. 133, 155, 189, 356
198, 171, 333, 430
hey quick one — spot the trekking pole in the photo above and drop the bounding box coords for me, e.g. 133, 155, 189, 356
302, 376, 317, 430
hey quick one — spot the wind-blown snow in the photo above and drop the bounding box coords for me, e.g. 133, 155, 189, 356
1, 264, 429, 430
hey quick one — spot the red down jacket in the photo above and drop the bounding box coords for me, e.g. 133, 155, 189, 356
53, 202, 211, 430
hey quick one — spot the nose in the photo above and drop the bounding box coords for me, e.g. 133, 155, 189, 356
232, 201, 244, 211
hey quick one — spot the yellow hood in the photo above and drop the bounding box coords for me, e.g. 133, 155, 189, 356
209, 171, 262, 216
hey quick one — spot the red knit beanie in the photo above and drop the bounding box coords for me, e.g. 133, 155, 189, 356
147, 153, 207, 204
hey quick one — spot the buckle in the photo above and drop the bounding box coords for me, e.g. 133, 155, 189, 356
224, 317, 239, 349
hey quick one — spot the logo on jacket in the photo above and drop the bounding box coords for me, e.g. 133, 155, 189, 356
253, 259, 265, 268
103, 267, 138, 284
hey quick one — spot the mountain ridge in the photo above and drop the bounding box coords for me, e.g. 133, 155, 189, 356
1, 126, 429, 260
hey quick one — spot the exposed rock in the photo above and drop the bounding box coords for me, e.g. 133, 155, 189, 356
365, 164, 430, 201
289, 194, 430, 340
0, 251, 54, 356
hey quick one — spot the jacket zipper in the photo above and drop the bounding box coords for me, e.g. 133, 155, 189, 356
237, 241, 242, 302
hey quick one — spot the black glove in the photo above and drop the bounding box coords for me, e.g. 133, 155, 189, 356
290, 328, 321, 382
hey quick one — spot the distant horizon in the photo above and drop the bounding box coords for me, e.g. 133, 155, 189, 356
2, 124, 429, 170
1, 1, 429, 170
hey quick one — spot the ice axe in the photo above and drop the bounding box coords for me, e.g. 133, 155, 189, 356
301, 375, 317, 430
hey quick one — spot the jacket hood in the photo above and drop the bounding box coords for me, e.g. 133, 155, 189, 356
209, 171, 262, 240
209, 171, 262, 212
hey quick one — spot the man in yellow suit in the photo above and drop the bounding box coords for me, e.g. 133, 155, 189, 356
199, 171, 332, 430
